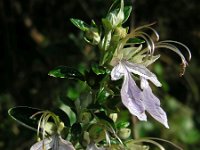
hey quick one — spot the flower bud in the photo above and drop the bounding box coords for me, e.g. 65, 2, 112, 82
109, 113, 118, 122
89, 125, 105, 143
114, 27, 127, 39
80, 112, 92, 124
85, 28, 100, 45
57, 122, 65, 134
118, 128, 131, 140
82, 131, 90, 146
112, 27, 127, 42
44, 122, 56, 135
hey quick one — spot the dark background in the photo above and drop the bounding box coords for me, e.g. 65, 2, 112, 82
0, 0, 200, 149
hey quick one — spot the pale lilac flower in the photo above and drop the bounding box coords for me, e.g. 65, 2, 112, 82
111, 60, 169, 128
30, 134, 75, 150
30, 111, 75, 150
110, 22, 191, 128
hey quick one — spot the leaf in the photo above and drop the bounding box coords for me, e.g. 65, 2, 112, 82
127, 38, 145, 44
59, 96, 76, 109
116, 121, 130, 129
102, 18, 113, 31
71, 123, 82, 142
71, 123, 82, 135
102, 0, 124, 30
8, 106, 71, 132
123, 6, 132, 23
70, 18, 89, 31
8, 106, 43, 131
97, 87, 110, 104
91, 63, 106, 75
48, 66, 85, 81
85, 68, 105, 89
95, 111, 114, 127
52, 108, 71, 127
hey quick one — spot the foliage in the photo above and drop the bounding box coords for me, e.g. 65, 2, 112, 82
0, 0, 200, 150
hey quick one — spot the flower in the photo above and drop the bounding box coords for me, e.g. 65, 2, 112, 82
111, 60, 169, 128
109, 22, 191, 128
30, 134, 75, 150
30, 111, 75, 150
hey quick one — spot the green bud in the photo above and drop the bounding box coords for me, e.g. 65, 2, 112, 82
57, 122, 65, 134
89, 125, 105, 143
85, 28, 100, 45
118, 128, 131, 140
114, 27, 127, 39
102, 0, 124, 30
109, 113, 118, 122
44, 122, 56, 135
80, 112, 92, 124
82, 131, 90, 146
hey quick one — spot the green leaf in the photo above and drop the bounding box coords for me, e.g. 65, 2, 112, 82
91, 63, 106, 75
70, 18, 89, 31
8, 106, 43, 131
71, 123, 82, 141
59, 96, 76, 109
48, 66, 85, 81
116, 121, 130, 129
52, 108, 71, 127
127, 38, 145, 44
102, 0, 124, 30
102, 18, 113, 31
85, 68, 105, 89
95, 111, 114, 126
8, 106, 71, 131
97, 87, 110, 104
123, 6, 132, 23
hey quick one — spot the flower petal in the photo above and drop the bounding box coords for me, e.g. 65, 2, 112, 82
58, 136, 75, 150
111, 62, 125, 80
121, 72, 147, 121
124, 61, 161, 87
30, 138, 52, 150
141, 78, 169, 128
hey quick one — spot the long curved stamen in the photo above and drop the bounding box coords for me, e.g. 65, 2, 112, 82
159, 40, 191, 61
134, 32, 153, 54
134, 22, 157, 32
30, 111, 46, 138
155, 41, 191, 76
127, 23, 160, 57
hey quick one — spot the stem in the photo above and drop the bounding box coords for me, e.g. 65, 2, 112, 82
131, 115, 139, 139
130, 0, 139, 140
130, 0, 136, 32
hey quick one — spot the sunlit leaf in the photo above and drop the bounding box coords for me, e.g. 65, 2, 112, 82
127, 38, 145, 44
116, 121, 130, 129
48, 66, 85, 81
70, 18, 89, 31
123, 6, 132, 23
59, 96, 76, 109
97, 87, 110, 104
92, 63, 106, 75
